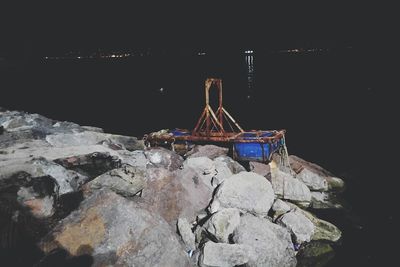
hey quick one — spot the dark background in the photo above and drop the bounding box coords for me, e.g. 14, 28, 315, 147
1, 2, 398, 266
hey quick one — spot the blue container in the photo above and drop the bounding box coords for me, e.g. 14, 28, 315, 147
233, 132, 283, 162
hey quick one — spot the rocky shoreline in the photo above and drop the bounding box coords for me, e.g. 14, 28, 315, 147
0, 109, 345, 266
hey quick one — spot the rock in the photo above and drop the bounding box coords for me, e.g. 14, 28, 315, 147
271, 199, 291, 220
144, 147, 183, 171
289, 155, 345, 192
204, 208, 241, 243
184, 157, 216, 188
1, 111, 54, 132
296, 241, 335, 267
142, 167, 213, 226
277, 210, 315, 245
249, 161, 270, 178
310, 191, 344, 209
296, 168, 328, 191
117, 150, 148, 170
210, 172, 274, 216
16, 176, 57, 219
39, 189, 190, 267
177, 218, 196, 251
184, 157, 215, 176
270, 164, 311, 205
46, 131, 144, 151
200, 241, 252, 267
214, 155, 246, 174
233, 213, 297, 267
186, 144, 229, 159
83, 165, 146, 197
286, 203, 342, 242
289, 155, 333, 177
20, 195, 55, 219
53, 152, 121, 178
325, 176, 345, 192
0, 125, 3, 135
0, 158, 88, 196
211, 159, 233, 187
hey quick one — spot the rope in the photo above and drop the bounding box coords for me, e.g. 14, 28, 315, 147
279, 134, 295, 176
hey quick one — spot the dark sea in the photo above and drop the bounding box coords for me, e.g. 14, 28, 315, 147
1, 47, 397, 266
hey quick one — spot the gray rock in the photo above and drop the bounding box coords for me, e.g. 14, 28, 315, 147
177, 218, 196, 251
211, 159, 233, 187
142, 167, 213, 226
233, 213, 297, 267
285, 203, 342, 242
0, 158, 88, 196
325, 176, 345, 192
83, 165, 146, 197
277, 210, 315, 244
117, 150, 148, 170
144, 147, 184, 171
249, 161, 271, 177
39, 189, 190, 267
270, 167, 311, 205
271, 199, 291, 220
186, 144, 229, 159
297, 241, 335, 267
296, 168, 328, 191
214, 155, 246, 174
310, 191, 344, 209
184, 157, 216, 188
200, 241, 252, 267
289, 155, 345, 192
204, 208, 241, 243
17, 188, 55, 218
46, 131, 144, 151
210, 172, 275, 216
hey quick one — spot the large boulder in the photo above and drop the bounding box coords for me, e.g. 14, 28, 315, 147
117, 150, 148, 170
210, 172, 275, 216
183, 157, 216, 188
200, 241, 253, 267
186, 144, 229, 160
144, 147, 183, 171
233, 214, 297, 267
285, 203, 342, 242
270, 165, 311, 206
204, 208, 241, 243
142, 166, 214, 226
214, 155, 246, 174
83, 165, 146, 197
289, 155, 345, 192
295, 168, 329, 191
277, 210, 315, 245
39, 189, 190, 267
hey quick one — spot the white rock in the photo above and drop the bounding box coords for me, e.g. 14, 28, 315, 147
277, 211, 315, 244
210, 172, 275, 216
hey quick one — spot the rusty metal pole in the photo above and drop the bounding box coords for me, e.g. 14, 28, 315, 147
205, 79, 211, 136
218, 79, 224, 131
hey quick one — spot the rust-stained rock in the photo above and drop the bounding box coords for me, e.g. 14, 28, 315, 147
39, 189, 190, 266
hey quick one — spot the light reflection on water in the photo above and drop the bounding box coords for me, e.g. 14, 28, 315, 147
245, 53, 255, 98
